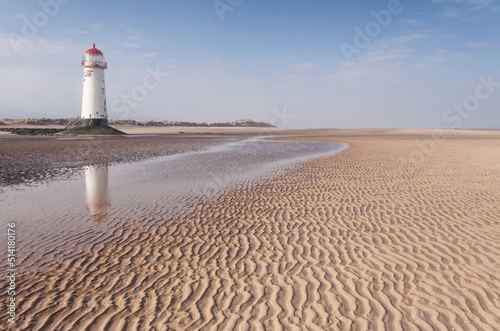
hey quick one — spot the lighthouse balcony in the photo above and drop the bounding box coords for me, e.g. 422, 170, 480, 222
81, 60, 107, 68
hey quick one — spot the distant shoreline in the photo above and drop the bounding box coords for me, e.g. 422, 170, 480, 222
0, 118, 276, 128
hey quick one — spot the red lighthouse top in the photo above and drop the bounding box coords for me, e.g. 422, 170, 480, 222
82, 43, 107, 68
85, 43, 103, 55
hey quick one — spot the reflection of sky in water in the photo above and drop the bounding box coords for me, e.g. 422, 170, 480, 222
0, 138, 347, 269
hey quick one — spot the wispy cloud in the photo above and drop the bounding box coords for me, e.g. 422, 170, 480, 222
291, 62, 317, 71
441, 7, 463, 17
10, 14, 27, 19
334, 33, 428, 86
399, 19, 422, 27
133, 52, 159, 60
425, 49, 473, 64
333, 30, 477, 86
0, 33, 86, 58
491, 5, 500, 12
467, 41, 490, 48
65, 30, 88, 35
432, 0, 497, 18
412, 47, 474, 71
121, 41, 140, 48
211, 58, 241, 70
91, 22, 105, 32
118, 24, 147, 48
432, 0, 495, 9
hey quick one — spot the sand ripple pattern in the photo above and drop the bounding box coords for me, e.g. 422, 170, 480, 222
2, 131, 500, 330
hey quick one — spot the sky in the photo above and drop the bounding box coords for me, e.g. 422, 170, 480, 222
0, 0, 499, 128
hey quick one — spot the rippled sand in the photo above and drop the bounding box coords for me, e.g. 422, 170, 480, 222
2, 129, 500, 330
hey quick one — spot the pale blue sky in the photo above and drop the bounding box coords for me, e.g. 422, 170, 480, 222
0, 0, 499, 128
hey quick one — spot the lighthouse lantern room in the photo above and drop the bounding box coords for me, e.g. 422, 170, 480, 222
81, 43, 108, 126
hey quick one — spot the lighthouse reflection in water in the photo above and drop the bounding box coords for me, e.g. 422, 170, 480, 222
84, 164, 110, 225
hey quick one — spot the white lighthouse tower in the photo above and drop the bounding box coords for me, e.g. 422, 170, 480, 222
81, 43, 108, 126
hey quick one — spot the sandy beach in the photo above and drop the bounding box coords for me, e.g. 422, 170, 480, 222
1, 128, 500, 330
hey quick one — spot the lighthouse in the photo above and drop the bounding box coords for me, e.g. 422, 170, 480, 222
81, 43, 108, 126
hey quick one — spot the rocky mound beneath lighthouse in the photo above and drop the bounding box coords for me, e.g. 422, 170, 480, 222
60, 125, 126, 136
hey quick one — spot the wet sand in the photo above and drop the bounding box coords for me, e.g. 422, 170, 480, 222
0, 135, 237, 186
1, 128, 500, 330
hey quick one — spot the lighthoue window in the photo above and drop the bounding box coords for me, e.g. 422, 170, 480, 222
82, 53, 107, 68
